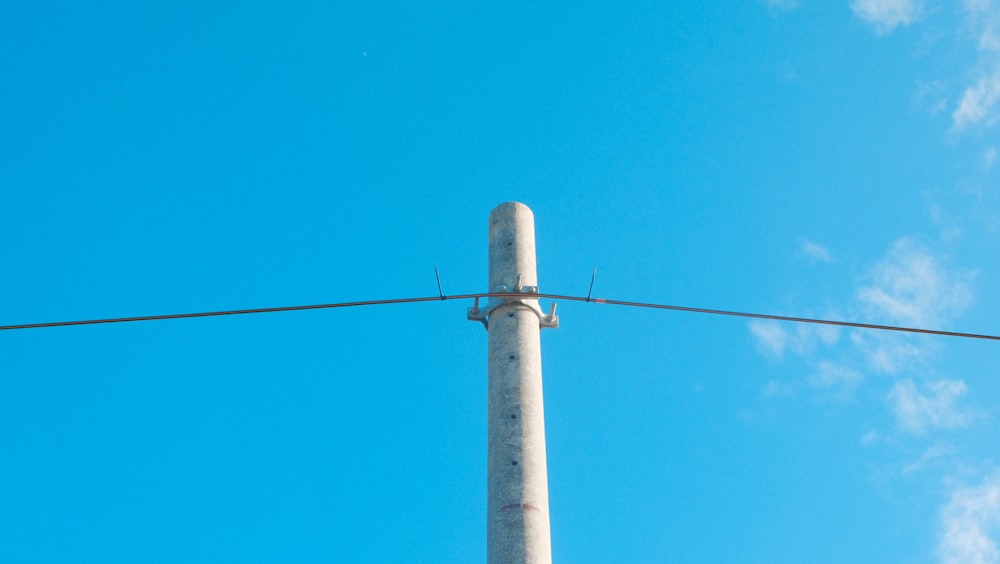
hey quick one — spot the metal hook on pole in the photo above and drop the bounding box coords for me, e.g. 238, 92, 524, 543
586, 268, 597, 302
434, 265, 445, 300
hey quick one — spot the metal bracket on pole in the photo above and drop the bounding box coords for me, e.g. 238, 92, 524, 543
467, 276, 559, 330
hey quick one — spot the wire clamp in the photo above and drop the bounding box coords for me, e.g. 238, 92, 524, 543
467, 276, 559, 330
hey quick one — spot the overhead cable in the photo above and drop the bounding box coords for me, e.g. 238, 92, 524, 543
1, 292, 998, 341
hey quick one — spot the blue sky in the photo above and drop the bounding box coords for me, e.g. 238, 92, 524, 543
4, 1, 1000, 562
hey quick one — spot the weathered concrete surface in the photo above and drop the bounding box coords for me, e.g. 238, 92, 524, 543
485, 202, 552, 564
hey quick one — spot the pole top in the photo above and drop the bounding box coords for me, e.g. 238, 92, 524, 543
490, 201, 534, 221
472, 201, 557, 330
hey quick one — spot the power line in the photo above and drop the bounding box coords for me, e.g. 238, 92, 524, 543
559, 295, 1000, 341
0, 295, 459, 331
2, 292, 999, 341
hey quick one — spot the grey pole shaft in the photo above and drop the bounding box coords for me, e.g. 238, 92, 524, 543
485, 202, 552, 564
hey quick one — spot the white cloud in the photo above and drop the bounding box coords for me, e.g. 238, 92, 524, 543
928, 203, 965, 244
851, 330, 929, 374
965, 0, 1000, 51
985, 147, 998, 168
915, 80, 949, 116
857, 238, 974, 328
939, 475, 1000, 564
752, 238, 972, 371
810, 360, 862, 391
952, 1, 1000, 129
752, 239, 973, 376
953, 69, 1000, 130
799, 238, 833, 262
762, 379, 795, 398
889, 378, 975, 434
852, 239, 973, 373
749, 320, 839, 358
903, 442, 953, 474
750, 320, 793, 357
860, 430, 882, 445
851, 0, 923, 34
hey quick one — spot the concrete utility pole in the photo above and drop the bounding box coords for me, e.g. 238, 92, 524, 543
468, 202, 558, 564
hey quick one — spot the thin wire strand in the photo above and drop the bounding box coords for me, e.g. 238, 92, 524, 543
0, 295, 469, 331
549, 295, 1000, 341
2, 292, 999, 341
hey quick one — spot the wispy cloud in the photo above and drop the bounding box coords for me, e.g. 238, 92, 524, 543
750, 321, 793, 357
751, 238, 974, 373
810, 360, 862, 393
799, 238, 833, 263
762, 379, 795, 398
952, 1, 1000, 130
954, 70, 1000, 130
749, 319, 839, 358
889, 378, 976, 434
902, 442, 953, 474
915, 80, 950, 116
861, 430, 881, 445
854, 0, 1000, 131
851, 0, 923, 35
853, 238, 974, 373
965, 0, 1000, 51
939, 475, 1000, 564
857, 238, 974, 329
747, 234, 983, 543
851, 330, 928, 374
